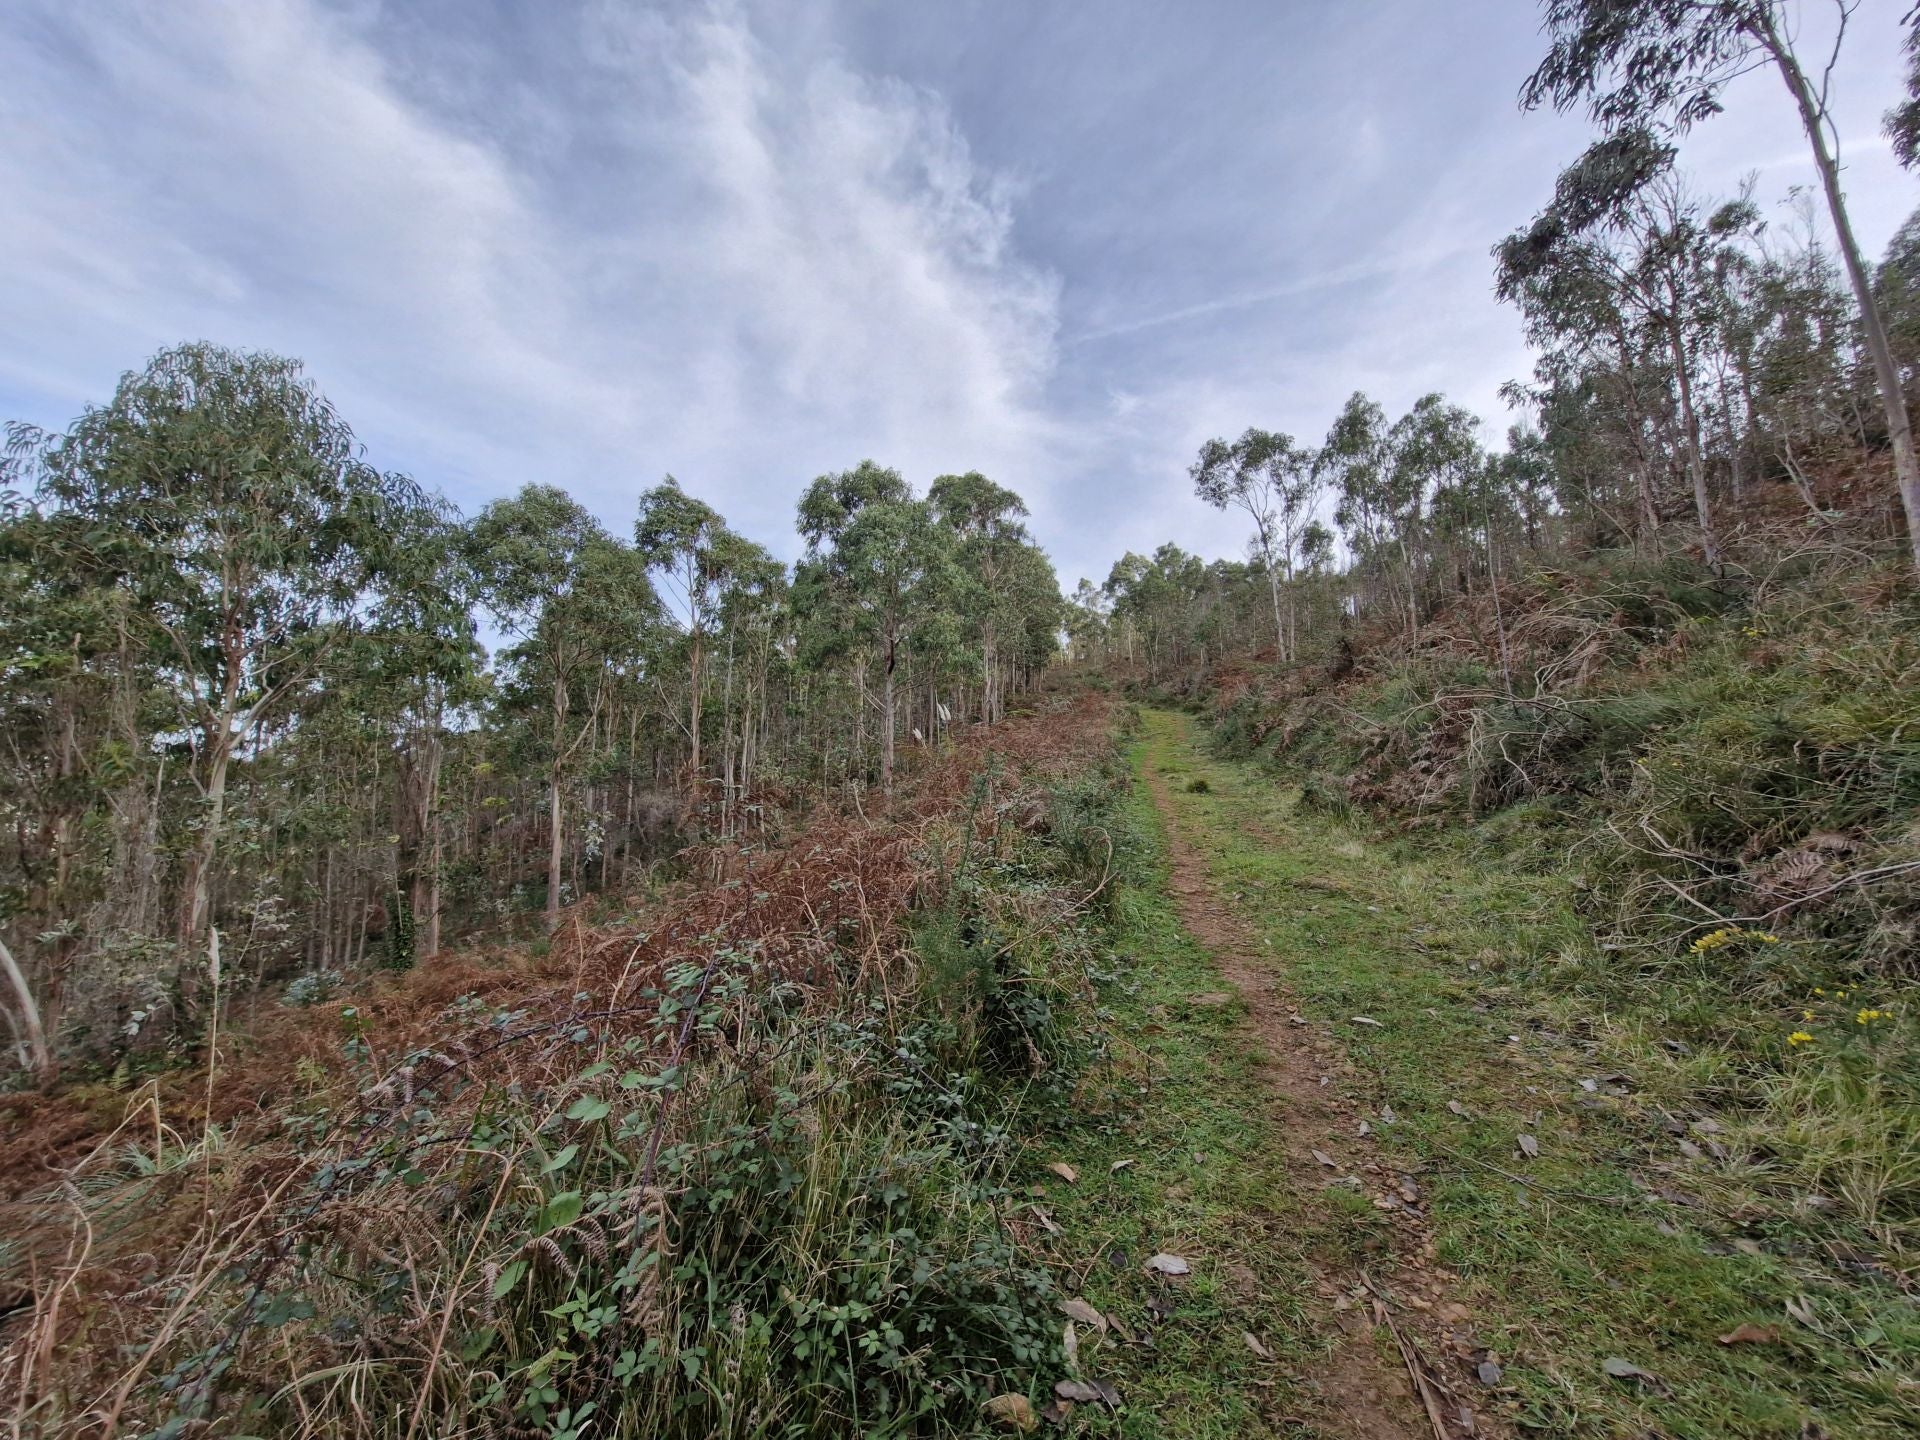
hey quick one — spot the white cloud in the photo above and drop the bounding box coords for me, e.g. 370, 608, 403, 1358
0, 0, 1910, 593
0, 0, 1065, 555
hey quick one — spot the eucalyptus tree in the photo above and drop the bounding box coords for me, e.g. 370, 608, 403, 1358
1103, 544, 1207, 684
1064, 578, 1110, 664
5, 344, 431, 1005
1497, 134, 1733, 568
1891, 9, 1920, 171
1321, 392, 1425, 631
1747, 207, 1865, 514
469, 485, 659, 929
1877, 206, 1920, 401
998, 538, 1065, 694
708, 537, 786, 828
1391, 394, 1489, 599
352, 499, 482, 961
1525, 0, 1920, 572
798, 462, 957, 794
1497, 237, 1669, 549
1190, 428, 1320, 661
928, 470, 1031, 724
635, 476, 766, 794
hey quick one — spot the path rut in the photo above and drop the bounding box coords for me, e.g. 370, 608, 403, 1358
1140, 746, 1494, 1440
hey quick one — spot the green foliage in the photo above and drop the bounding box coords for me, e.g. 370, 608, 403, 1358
1, 344, 1069, 1077
111, 747, 1126, 1439
1143, 707, 1920, 1438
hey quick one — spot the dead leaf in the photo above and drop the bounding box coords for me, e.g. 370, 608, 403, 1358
1028, 1205, 1061, 1235
1311, 1148, 1337, 1168
983, 1393, 1037, 1432
1380, 1105, 1398, 1124
1717, 1323, 1779, 1346
1447, 1100, 1469, 1117
1243, 1331, 1274, 1359
1060, 1298, 1107, 1331
1357, 1121, 1372, 1137
1046, 1162, 1079, 1184
1063, 1320, 1078, 1367
1675, 1138, 1704, 1161
1054, 1378, 1120, 1406
1110, 1158, 1135, 1174
1476, 1359, 1503, 1386
1516, 1134, 1540, 1159
1143, 1252, 1191, 1276
1351, 1016, 1384, 1027
1784, 1295, 1817, 1328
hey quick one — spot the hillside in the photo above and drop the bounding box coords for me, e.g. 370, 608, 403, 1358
7, 2, 1920, 1437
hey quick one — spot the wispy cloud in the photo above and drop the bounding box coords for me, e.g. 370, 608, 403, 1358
1067, 258, 1401, 346
0, 0, 1908, 590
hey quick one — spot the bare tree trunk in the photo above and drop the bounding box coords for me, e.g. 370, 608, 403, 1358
547, 677, 567, 931
881, 638, 897, 796
0, 934, 53, 1085
1667, 315, 1722, 571
1754, 12, 1920, 573
1265, 559, 1286, 662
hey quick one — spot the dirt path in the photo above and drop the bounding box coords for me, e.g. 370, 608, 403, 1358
1140, 741, 1493, 1440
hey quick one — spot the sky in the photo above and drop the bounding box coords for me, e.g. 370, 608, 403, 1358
0, 0, 1912, 591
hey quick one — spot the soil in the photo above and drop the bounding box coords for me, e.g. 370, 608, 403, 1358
1141, 762, 1499, 1440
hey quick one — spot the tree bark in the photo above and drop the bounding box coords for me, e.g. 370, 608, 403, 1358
1754, 11, 1920, 572
1666, 312, 1722, 571
0, 934, 53, 1085
881, 636, 897, 795
547, 676, 567, 931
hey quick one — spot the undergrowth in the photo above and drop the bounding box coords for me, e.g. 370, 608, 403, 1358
2, 699, 1144, 1439
1202, 552, 1920, 1270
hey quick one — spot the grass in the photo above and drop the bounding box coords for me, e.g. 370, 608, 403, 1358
1020, 746, 1334, 1438
1134, 706, 1920, 1440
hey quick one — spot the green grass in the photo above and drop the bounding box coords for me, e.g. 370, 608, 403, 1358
1130, 707, 1920, 1440
1021, 743, 1356, 1438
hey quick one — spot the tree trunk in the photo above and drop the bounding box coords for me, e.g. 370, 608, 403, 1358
179, 738, 231, 971
687, 632, 703, 789
881, 637, 897, 796
1666, 314, 1722, 571
546, 769, 564, 930
0, 934, 53, 1085
1755, 14, 1920, 572
547, 676, 567, 931
1265, 558, 1286, 662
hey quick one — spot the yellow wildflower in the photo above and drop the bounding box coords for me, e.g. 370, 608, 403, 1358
1788, 1031, 1814, 1046
1856, 1008, 1886, 1025
1802, 1010, 1815, 1021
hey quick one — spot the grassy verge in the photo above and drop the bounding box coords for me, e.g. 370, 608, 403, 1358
1141, 707, 1919, 1440
1017, 740, 1322, 1438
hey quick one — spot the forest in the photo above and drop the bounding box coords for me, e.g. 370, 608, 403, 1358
0, 388, 1064, 1081
3, 2, 1919, 1439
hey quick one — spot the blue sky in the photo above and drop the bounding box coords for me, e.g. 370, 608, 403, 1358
1, 0, 1911, 590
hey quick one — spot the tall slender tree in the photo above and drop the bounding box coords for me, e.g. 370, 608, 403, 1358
1525, 0, 1920, 571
